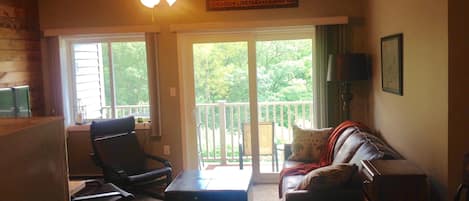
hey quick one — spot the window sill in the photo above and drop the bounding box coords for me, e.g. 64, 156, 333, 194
67, 122, 151, 132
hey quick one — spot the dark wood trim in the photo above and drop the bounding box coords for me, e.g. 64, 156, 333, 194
207, 0, 298, 11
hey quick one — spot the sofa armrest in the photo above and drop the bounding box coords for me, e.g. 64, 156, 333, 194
284, 144, 292, 160
284, 188, 363, 201
284, 190, 310, 201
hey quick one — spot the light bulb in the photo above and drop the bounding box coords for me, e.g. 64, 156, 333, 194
166, 0, 176, 6
140, 0, 160, 8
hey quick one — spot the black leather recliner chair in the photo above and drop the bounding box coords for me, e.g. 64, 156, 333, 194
90, 116, 172, 199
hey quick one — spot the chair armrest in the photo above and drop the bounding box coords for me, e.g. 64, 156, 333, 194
145, 154, 172, 167
107, 167, 129, 179
284, 144, 292, 160
98, 166, 130, 184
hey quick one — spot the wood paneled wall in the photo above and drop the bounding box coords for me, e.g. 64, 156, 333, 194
0, 0, 43, 116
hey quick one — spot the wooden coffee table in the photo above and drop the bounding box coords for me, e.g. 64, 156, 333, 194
165, 170, 252, 201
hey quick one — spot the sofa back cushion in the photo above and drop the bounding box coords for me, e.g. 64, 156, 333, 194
333, 132, 367, 164
332, 127, 401, 167
296, 163, 358, 190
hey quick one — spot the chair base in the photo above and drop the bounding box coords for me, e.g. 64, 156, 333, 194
119, 178, 170, 200
71, 180, 135, 201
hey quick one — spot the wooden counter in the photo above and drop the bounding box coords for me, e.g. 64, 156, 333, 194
0, 117, 68, 201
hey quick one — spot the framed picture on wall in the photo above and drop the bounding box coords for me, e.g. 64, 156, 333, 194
381, 33, 403, 95
206, 0, 299, 11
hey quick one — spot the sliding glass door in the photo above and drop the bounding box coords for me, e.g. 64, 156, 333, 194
179, 28, 316, 183
256, 38, 314, 175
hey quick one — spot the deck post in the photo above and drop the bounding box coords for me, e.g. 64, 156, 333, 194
218, 100, 227, 165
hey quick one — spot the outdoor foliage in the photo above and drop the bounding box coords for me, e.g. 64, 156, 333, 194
256, 40, 313, 102
193, 42, 249, 103
98, 39, 313, 108
101, 42, 149, 106
193, 39, 313, 104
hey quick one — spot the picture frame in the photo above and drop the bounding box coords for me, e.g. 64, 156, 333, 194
206, 0, 299, 11
381, 33, 403, 95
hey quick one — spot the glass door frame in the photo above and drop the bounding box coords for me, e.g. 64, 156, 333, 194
178, 27, 316, 183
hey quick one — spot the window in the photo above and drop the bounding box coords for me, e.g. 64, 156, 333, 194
63, 34, 150, 123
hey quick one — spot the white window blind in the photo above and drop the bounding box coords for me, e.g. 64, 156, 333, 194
72, 43, 105, 119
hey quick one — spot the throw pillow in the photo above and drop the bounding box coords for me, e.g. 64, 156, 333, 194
296, 163, 358, 190
288, 125, 332, 162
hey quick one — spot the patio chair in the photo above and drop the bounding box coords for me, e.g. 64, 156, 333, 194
239, 121, 279, 172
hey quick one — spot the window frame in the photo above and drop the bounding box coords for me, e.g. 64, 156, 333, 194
62, 33, 148, 124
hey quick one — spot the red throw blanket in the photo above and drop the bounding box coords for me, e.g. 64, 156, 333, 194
278, 120, 371, 198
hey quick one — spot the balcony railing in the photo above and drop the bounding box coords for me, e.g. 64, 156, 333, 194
101, 100, 315, 168
102, 105, 151, 119
196, 100, 314, 166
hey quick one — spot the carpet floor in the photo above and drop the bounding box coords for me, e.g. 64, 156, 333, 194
134, 184, 280, 201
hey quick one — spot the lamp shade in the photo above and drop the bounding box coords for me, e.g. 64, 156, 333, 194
140, 0, 160, 8
327, 53, 369, 82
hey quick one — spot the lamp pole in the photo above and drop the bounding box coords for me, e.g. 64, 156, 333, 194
327, 53, 368, 123
341, 81, 353, 121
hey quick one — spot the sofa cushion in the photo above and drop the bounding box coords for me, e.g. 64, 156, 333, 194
347, 140, 384, 167
289, 125, 332, 162
282, 175, 305, 195
332, 127, 401, 167
332, 131, 367, 164
333, 127, 361, 157
295, 163, 357, 190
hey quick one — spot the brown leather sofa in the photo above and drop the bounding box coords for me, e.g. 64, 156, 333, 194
280, 126, 401, 201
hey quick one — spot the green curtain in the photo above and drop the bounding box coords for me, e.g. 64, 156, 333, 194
315, 25, 349, 127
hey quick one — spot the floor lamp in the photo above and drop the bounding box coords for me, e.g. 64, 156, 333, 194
327, 54, 369, 120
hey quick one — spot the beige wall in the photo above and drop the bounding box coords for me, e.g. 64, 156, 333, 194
38, 0, 368, 175
448, 0, 469, 198
365, 0, 448, 200
38, 0, 366, 27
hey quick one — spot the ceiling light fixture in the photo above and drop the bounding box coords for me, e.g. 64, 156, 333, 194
166, 0, 176, 6
140, 0, 176, 22
140, 0, 176, 8
140, 0, 160, 8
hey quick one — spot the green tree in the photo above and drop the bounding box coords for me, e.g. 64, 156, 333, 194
102, 42, 149, 106
193, 39, 313, 104
193, 42, 249, 103
256, 39, 313, 102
